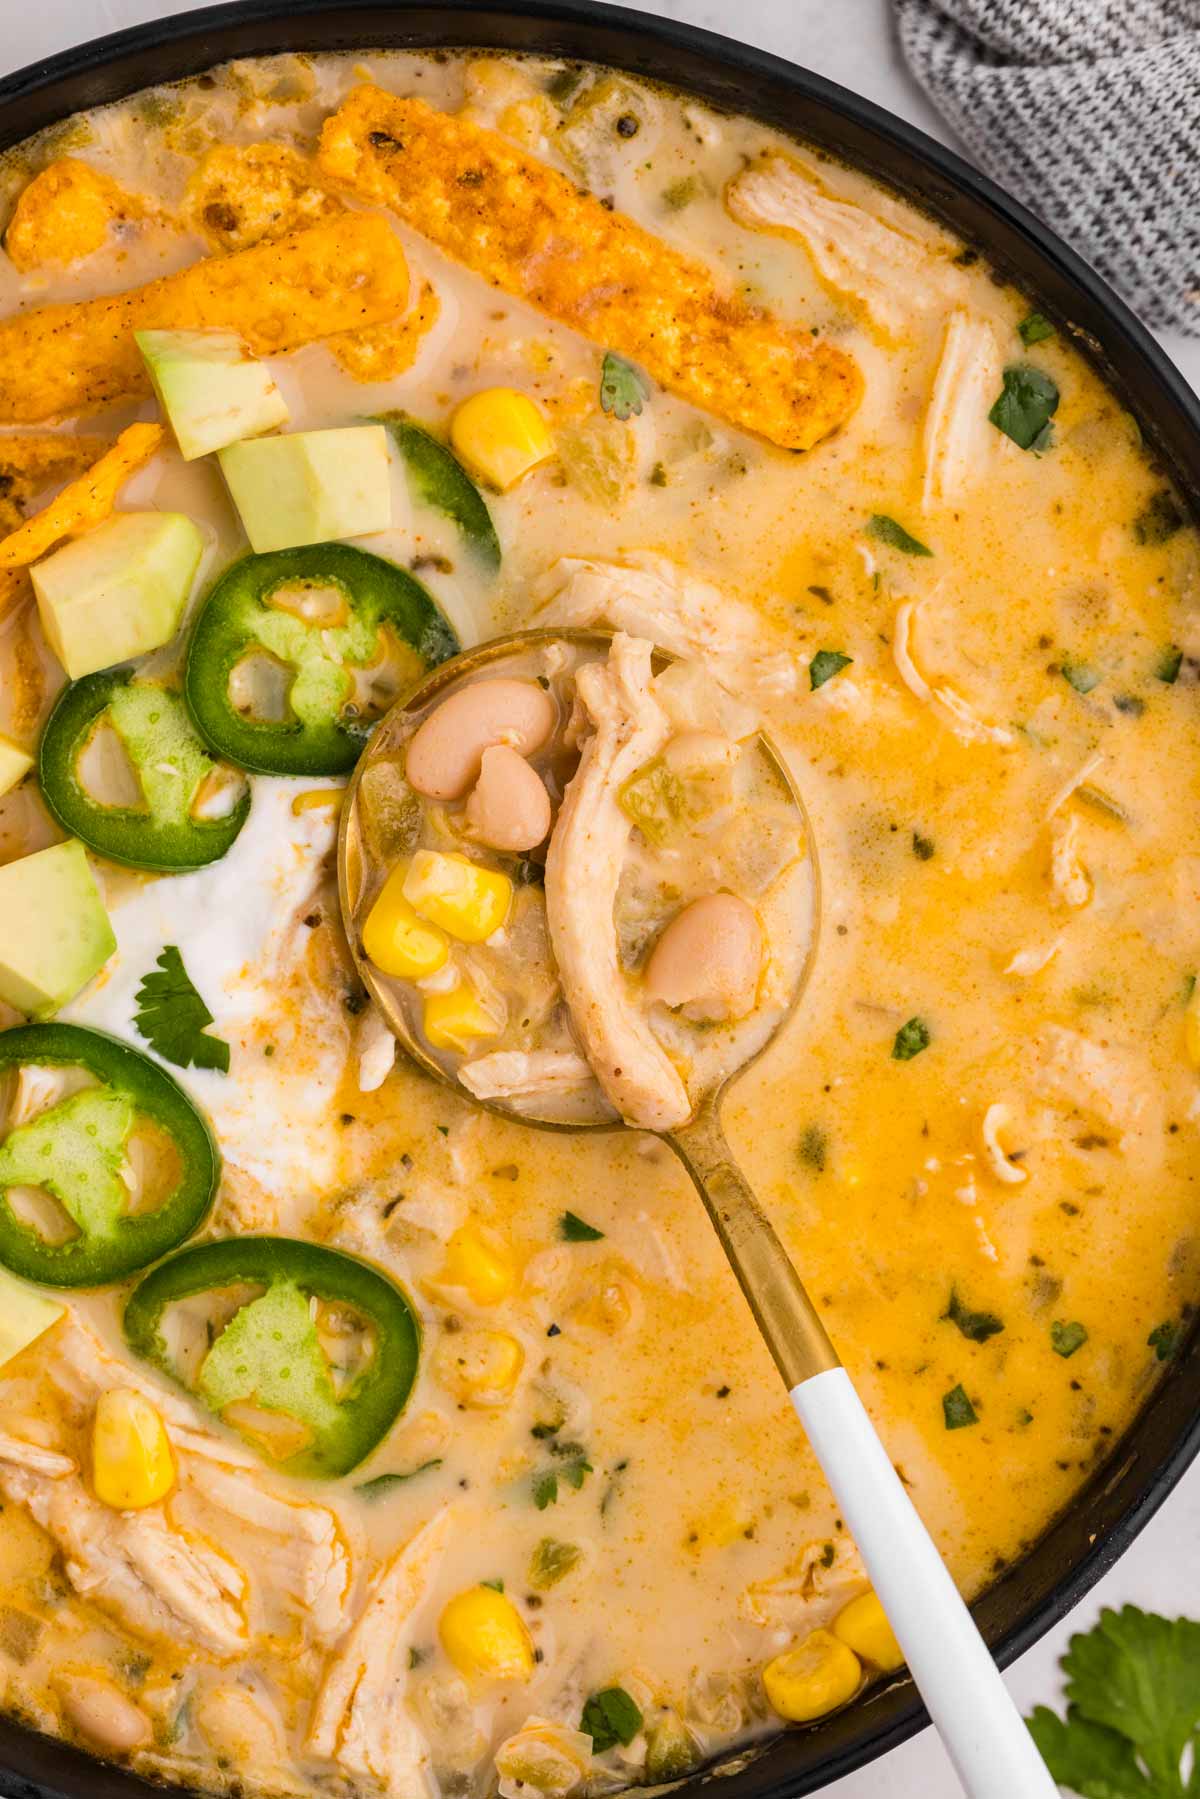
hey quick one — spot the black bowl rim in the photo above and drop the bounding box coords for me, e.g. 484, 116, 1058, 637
0, 5, 1198, 1797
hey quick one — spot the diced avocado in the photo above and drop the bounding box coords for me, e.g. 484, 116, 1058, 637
0, 839, 115, 1018
135, 328, 290, 461
0, 733, 32, 798
218, 426, 392, 553
0, 1268, 64, 1369
32, 512, 204, 680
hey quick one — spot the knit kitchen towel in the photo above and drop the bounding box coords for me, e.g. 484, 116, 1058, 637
894, 0, 1200, 333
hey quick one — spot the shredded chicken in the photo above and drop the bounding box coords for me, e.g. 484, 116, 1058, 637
741, 1536, 868, 1631
545, 636, 691, 1131
1050, 814, 1092, 908
307, 1508, 452, 1794
922, 310, 1003, 511
0, 1434, 75, 1478
458, 1049, 596, 1103
980, 1103, 1028, 1185
356, 1004, 398, 1093
726, 152, 965, 340
1035, 1026, 1163, 1154
1004, 939, 1062, 978
1046, 753, 1105, 818
892, 599, 1016, 747
535, 552, 797, 701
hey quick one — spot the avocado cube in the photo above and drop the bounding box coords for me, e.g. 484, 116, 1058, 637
31, 511, 204, 680
135, 327, 290, 461
0, 733, 32, 798
0, 1268, 64, 1370
218, 425, 391, 553
0, 839, 116, 1018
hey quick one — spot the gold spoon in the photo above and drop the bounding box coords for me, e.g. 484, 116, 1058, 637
338, 628, 1056, 1799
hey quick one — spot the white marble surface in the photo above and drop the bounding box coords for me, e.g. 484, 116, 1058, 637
2, 2, 1198, 1794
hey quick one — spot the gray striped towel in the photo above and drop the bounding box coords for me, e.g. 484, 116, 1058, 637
894, 0, 1200, 333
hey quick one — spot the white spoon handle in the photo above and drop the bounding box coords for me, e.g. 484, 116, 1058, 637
792, 1367, 1058, 1799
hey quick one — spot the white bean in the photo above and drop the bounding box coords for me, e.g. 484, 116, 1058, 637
58, 1674, 152, 1756
644, 893, 762, 1023
405, 679, 556, 801
465, 745, 552, 852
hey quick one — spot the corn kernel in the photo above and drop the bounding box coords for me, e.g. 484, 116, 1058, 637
364, 863, 450, 979
403, 850, 512, 943
92, 1389, 175, 1511
832, 1590, 904, 1674
450, 388, 554, 492
423, 982, 502, 1052
762, 1629, 861, 1723
430, 1221, 518, 1306
434, 1328, 524, 1406
291, 787, 344, 815
439, 1584, 535, 1683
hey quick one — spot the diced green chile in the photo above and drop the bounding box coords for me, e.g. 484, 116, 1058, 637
184, 544, 459, 776
39, 672, 249, 873
380, 416, 501, 572
124, 1236, 421, 1478
0, 1024, 217, 1287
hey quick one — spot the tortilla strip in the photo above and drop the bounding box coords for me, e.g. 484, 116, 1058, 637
0, 433, 110, 534
317, 87, 861, 452
0, 423, 163, 570
0, 212, 410, 425
328, 279, 441, 382
4, 158, 148, 273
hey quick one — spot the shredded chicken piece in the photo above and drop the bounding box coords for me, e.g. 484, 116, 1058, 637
1046, 753, 1105, 817
1003, 939, 1062, 978
0, 1435, 75, 1478
535, 552, 797, 701
1035, 1026, 1163, 1150
980, 1103, 1028, 1185
726, 151, 965, 340
922, 310, 1003, 511
356, 1004, 397, 1093
1050, 814, 1092, 908
0, 1464, 248, 1655
545, 636, 691, 1131
458, 1049, 596, 1102
892, 599, 1016, 747
741, 1537, 868, 1630
307, 1508, 452, 1794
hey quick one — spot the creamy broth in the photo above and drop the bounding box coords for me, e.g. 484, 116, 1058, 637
0, 43, 1196, 1799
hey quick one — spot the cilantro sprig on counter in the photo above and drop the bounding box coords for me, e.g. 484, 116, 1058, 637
134, 946, 230, 1074
1028, 1606, 1200, 1796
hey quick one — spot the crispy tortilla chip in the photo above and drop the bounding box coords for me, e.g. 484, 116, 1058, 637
4, 158, 147, 273
0, 213, 409, 425
187, 143, 343, 252
0, 423, 163, 569
317, 87, 861, 451
0, 434, 110, 534
0, 566, 32, 629
328, 280, 441, 382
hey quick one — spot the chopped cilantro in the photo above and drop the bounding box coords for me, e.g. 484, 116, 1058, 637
559, 1211, 604, 1242
1018, 311, 1055, 346
799, 1124, 827, 1172
912, 831, 935, 861
1027, 1605, 1200, 1797
480, 1577, 504, 1592
1133, 489, 1184, 545
1051, 1320, 1089, 1359
133, 946, 230, 1074
892, 1016, 931, 1061
867, 514, 933, 556
532, 1453, 592, 1509
989, 364, 1059, 451
1061, 659, 1102, 695
809, 649, 853, 690
943, 1288, 1005, 1344
1155, 645, 1184, 684
354, 1459, 443, 1500
599, 351, 649, 421
1148, 1320, 1182, 1362
942, 1384, 978, 1429
581, 1686, 644, 1754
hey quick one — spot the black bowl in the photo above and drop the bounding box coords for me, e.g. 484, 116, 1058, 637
1, 5, 1197, 1795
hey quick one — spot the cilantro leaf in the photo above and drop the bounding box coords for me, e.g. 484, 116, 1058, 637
1027, 1703, 1154, 1798
867, 514, 933, 556
532, 1452, 592, 1508
1155, 646, 1184, 685
134, 946, 230, 1074
1134, 491, 1184, 546
892, 1016, 931, 1061
581, 1686, 644, 1753
559, 1211, 604, 1242
354, 1460, 443, 1500
810, 649, 853, 690
1052, 1320, 1089, 1359
943, 1288, 1004, 1344
1148, 1321, 1181, 1362
1018, 311, 1056, 347
599, 352, 649, 421
942, 1384, 978, 1429
989, 364, 1060, 451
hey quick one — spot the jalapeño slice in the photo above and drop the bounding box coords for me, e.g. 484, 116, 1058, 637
0, 1024, 217, 1288
124, 1237, 420, 1479
39, 671, 250, 873
381, 415, 501, 572
184, 543, 459, 777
